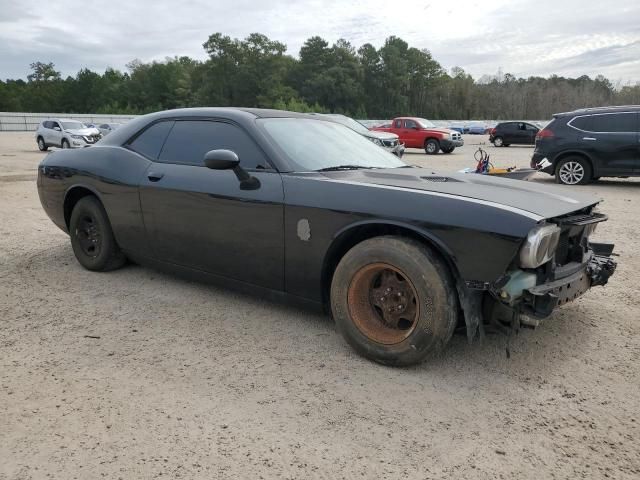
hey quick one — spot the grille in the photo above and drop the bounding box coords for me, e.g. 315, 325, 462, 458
555, 232, 570, 265
451, 132, 462, 140
383, 139, 398, 147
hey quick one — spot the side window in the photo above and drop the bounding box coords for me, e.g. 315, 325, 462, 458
590, 113, 636, 133
127, 121, 175, 160
158, 120, 270, 170
525, 123, 538, 131
99, 124, 108, 129
517, 123, 526, 130
404, 119, 417, 129
50, 121, 60, 130
570, 116, 592, 131
394, 119, 402, 128
502, 123, 515, 131
43, 121, 51, 129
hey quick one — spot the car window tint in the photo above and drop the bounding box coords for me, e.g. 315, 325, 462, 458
590, 113, 636, 133
43, 121, 51, 129
525, 123, 538, 131
50, 122, 60, 129
158, 120, 270, 169
394, 119, 402, 128
404, 119, 417, 129
128, 121, 175, 160
570, 116, 591, 131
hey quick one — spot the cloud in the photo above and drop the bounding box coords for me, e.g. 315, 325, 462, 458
0, 0, 638, 83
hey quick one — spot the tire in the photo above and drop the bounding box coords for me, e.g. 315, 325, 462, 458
69, 196, 126, 271
504, 144, 511, 147
555, 156, 592, 185
425, 139, 440, 155
37, 136, 48, 151
441, 146, 454, 154
493, 136, 504, 147
61, 139, 70, 149
330, 236, 458, 366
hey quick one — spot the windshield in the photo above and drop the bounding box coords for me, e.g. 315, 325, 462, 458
61, 121, 86, 130
324, 115, 371, 135
414, 118, 436, 128
260, 118, 407, 172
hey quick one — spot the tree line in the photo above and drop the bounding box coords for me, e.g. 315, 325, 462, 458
1, 33, 639, 120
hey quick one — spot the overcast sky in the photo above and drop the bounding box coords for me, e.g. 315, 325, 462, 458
1, 0, 639, 83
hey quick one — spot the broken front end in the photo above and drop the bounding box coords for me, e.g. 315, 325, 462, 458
482, 208, 616, 330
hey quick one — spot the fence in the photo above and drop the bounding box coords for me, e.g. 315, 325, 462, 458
0, 112, 139, 132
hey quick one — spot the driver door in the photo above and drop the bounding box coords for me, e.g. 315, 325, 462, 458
136, 119, 285, 290
403, 119, 421, 148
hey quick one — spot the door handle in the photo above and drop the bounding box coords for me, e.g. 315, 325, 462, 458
583, 137, 597, 141
147, 172, 165, 182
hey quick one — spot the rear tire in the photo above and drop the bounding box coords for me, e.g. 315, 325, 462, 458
493, 136, 504, 147
37, 136, 48, 151
555, 156, 592, 185
69, 196, 126, 271
425, 139, 440, 155
330, 236, 458, 366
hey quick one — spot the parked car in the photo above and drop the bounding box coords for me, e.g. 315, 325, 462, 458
97, 123, 122, 136
372, 117, 463, 154
489, 121, 539, 147
314, 114, 404, 157
532, 106, 640, 185
37, 108, 617, 366
467, 121, 489, 135
448, 123, 466, 134
36, 119, 101, 151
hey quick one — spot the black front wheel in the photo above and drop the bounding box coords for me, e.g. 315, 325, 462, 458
69, 196, 125, 271
441, 146, 454, 154
425, 139, 440, 155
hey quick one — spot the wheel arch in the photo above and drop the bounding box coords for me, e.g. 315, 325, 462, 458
320, 220, 461, 307
63, 184, 103, 230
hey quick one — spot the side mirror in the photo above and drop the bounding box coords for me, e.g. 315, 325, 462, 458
203, 149, 261, 191
204, 149, 239, 170
53, 126, 61, 131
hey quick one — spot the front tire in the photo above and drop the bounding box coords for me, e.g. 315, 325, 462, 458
425, 139, 440, 155
61, 139, 70, 149
69, 196, 126, 271
37, 136, 48, 151
441, 146, 454, 154
555, 156, 592, 185
330, 236, 458, 366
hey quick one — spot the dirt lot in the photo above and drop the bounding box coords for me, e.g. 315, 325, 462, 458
1, 132, 639, 479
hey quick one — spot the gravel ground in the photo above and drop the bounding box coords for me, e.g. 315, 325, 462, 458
1, 132, 639, 479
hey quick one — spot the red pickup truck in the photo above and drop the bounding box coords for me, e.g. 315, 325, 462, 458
372, 117, 464, 154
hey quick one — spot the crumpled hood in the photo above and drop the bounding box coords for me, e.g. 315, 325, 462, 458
321, 167, 600, 220
365, 130, 399, 141
65, 128, 100, 136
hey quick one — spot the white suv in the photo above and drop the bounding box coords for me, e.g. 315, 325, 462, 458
36, 119, 102, 151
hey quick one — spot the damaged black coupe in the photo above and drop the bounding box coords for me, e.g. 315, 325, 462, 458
37, 108, 617, 366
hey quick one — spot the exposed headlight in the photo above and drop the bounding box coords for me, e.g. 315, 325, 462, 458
520, 224, 561, 268
70, 134, 83, 140
370, 137, 383, 146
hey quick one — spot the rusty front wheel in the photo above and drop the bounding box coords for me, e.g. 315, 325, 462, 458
330, 236, 458, 366
347, 263, 419, 345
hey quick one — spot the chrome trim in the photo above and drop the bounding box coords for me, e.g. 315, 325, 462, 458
567, 112, 637, 134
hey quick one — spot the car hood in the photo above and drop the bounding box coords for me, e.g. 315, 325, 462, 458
365, 130, 399, 141
321, 168, 600, 220
65, 128, 100, 136
423, 127, 457, 135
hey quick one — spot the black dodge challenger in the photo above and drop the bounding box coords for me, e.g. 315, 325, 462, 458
37, 108, 617, 366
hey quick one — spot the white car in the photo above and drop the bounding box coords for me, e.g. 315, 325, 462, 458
97, 123, 122, 136
36, 119, 102, 151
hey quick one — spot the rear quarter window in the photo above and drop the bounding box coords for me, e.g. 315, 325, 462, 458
127, 121, 175, 160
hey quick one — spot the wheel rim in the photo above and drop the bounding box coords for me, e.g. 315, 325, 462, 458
495, 137, 503, 146
75, 214, 101, 257
426, 142, 436, 153
559, 161, 584, 185
38, 138, 44, 149
62, 141, 68, 149
347, 263, 419, 345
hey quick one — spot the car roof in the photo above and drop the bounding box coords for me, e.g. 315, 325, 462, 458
554, 105, 640, 117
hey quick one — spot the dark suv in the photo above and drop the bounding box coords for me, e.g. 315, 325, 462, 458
532, 106, 640, 185
489, 121, 539, 147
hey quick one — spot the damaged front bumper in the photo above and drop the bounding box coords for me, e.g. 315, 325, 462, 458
506, 243, 616, 319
